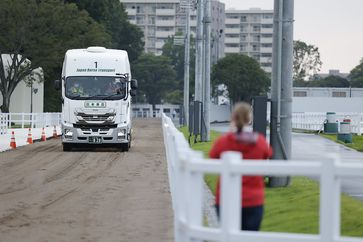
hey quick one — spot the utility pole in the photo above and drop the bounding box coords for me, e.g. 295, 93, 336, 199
183, 0, 191, 126
270, 0, 294, 187
201, 0, 211, 141
195, 0, 204, 102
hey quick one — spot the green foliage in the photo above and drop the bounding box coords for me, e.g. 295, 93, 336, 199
307, 75, 350, 88
161, 35, 196, 104
320, 133, 363, 152
349, 60, 363, 87
0, 0, 111, 112
66, 0, 144, 62
132, 54, 177, 106
293, 40, 322, 82
212, 53, 270, 103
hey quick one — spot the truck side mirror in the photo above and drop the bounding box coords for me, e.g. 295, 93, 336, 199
130, 89, 137, 97
54, 80, 61, 91
131, 79, 138, 89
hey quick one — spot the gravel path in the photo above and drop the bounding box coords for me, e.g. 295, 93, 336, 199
0, 119, 173, 242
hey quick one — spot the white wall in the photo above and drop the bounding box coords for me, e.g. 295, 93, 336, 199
210, 104, 231, 122
293, 97, 363, 113
2, 80, 44, 113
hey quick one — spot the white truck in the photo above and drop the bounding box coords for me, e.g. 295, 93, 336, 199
55, 47, 137, 151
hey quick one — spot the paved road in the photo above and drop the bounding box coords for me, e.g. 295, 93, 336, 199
211, 124, 363, 200
0, 119, 173, 242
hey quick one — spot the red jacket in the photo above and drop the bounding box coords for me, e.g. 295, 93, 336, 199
209, 131, 273, 207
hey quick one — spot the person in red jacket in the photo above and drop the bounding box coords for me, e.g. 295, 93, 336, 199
209, 102, 273, 231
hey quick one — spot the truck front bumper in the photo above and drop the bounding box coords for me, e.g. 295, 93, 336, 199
61, 123, 129, 144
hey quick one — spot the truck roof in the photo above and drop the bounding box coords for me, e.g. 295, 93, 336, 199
63, 47, 131, 77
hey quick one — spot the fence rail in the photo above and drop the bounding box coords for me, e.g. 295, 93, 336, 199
0, 113, 61, 134
162, 113, 363, 242
292, 112, 363, 135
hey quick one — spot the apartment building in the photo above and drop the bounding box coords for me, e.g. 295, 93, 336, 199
224, 8, 273, 74
121, 0, 225, 61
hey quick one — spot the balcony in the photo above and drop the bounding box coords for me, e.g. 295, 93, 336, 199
224, 47, 240, 53
261, 37, 273, 44
261, 28, 273, 34
126, 8, 136, 15
155, 20, 175, 27
225, 18, 240, 24
224, 37, 240, 44
155, 42, 165, 49
156, 9, 175, 16
260, 57, 272, 63
260, 47, 273, 53
261, 18, 273, 24
262, 66, 272, 73
225, 28, 240, 34
155, 31, 175, 38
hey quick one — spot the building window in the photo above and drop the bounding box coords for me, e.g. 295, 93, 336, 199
294, 91, 307, 97
241, 16, 247, 22
253, 26, 261, 32
332, 91, 347, 97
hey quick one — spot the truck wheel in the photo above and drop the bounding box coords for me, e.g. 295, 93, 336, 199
128, 133, 131, 149
63, 143, 72, 152
123, 143, 129, 152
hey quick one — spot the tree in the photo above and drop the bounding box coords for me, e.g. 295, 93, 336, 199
293, 40, 322, 82
0, 0, 111, 112
65, 0, 144, 62
161, 35, 195, 104
306, 75, 350, 87
212, 54, 270, 104
132, 54, 177, 107
349, 60, 363, 87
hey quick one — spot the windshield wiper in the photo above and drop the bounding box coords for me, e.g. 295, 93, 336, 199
102, 93, 123, 100
68, 94, 83, 100
84, 94, 108, 100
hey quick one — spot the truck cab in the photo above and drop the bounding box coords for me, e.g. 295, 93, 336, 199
55, 47, 137, 151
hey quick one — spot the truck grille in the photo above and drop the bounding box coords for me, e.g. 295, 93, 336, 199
80, 114, 109, 122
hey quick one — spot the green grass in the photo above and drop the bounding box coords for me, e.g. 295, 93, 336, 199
320, 133, 363, 152
179, 126, 363, 236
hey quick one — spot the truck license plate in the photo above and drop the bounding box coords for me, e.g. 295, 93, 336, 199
89, 136, 102, 144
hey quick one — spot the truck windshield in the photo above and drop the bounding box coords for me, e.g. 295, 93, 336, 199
65, 76, 127, 100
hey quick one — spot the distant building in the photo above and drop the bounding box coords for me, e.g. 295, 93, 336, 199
121, 0, 225, 62
0, 54, 44, 113
311, 69, 350, 80
292, 87, 363, 98
224, 8, 273, 74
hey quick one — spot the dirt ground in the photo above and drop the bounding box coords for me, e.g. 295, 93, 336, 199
0, 119, 174, 242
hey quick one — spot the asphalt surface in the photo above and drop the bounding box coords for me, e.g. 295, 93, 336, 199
0, 119, 173, 242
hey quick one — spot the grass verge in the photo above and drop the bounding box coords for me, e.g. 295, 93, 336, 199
320, 133, 363, 152
179, 126, 363, 236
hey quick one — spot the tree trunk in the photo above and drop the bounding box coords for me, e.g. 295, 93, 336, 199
1, 94, 10, 113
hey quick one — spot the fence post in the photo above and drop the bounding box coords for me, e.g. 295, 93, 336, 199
320, 155, 340, 242
186, 151, 204, 242
221, 152, 242, 241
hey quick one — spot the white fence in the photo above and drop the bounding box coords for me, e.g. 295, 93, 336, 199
0, 113, 61, 134
292, 112, 363, 135
162, 113, 363, 242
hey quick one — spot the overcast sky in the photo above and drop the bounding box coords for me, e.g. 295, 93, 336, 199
221, 0, 363, 73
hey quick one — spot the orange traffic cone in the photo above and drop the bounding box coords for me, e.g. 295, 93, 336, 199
53, 125, 58, 139
10, 131, 16, 149
27, 128, 33, 144
41, 128, 46, 141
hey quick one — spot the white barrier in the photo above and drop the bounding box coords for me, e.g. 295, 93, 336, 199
162, 113, 363, 242
292, 112, 363, 135
0, 113, 8, 135
1, 113, 61, 132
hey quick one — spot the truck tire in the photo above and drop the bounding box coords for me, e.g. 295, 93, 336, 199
122, 143, 129, 152
63, 143, 72, 152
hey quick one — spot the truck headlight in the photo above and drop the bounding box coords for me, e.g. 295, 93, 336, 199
117, 129, 126, 139
64, 129, 73, 139
107, 116, 115, 121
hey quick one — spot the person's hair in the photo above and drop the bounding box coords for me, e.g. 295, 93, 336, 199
232, 102, 252, 133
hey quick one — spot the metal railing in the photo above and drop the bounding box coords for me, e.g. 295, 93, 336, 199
0, 113, 61, 133
162, 113, 363, 242
292, 112, 363, 135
